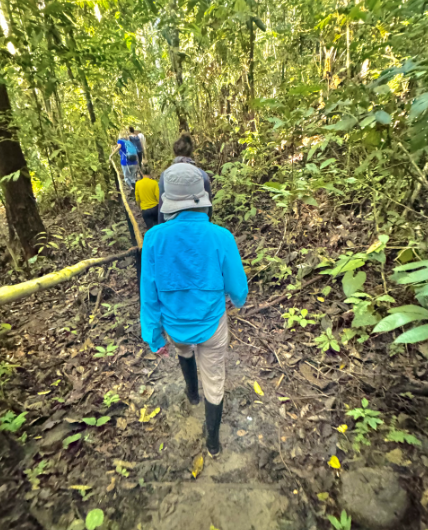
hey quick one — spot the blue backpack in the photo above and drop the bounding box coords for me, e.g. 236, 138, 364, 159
124, 140, 138, 163
129, 134, 143, 153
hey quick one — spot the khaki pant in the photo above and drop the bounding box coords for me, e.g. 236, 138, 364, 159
169, 313, 229, 405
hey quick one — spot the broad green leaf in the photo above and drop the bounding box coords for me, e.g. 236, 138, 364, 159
342, 270, 366, 297
320, 158, 336, 169
373, 312, 427, 333
416, 284, 428, 297
374, 110, 391, 125
376, 294, 395, 303
397, 248, 416, 264
82, 418, 96, 426
397, 268, 428, 285
63, 433, 82, 448
352, 302, 379, 328
409, 93, 428, 121
85, 509, 104, 530
96, 416, 111, 427
395, 324, 428, 344
263, 181, 282, 190
394, 260, 428, 272
389, 304, 428, 317
349, 5, 367, 19
321, 258, 366, 277
324, 116, 357, 132
327, 515, 342, 530
360, 115, 376, 128
321, 182, 344, 195
302, 195, 318, 207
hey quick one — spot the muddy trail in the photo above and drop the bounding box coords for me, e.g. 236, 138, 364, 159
1, 183, 427, 530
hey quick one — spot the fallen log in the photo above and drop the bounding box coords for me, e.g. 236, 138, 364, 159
109, 155, 143, 249
0, 247, 138, 307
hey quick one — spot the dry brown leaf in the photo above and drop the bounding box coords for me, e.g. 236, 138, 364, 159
106, 476, 116, 492
113, 459, 136, 469
121, 481, 138, 490
299, 363, 330, 389
117, 418, 127, 431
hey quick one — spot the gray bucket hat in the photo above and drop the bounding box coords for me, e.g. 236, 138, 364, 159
160, 163, 212, 214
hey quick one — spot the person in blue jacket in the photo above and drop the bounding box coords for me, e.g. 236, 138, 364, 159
140, 163, 248, 457
158, 132, 212, 224
111, 131, 139, 189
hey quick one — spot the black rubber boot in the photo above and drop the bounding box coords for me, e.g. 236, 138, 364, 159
178, 355, 200, 405
205, 398, 223, 458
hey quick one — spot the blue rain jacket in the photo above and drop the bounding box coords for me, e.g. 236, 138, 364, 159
140, 211, 248, 352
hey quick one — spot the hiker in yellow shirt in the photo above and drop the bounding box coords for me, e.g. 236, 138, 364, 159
135, 165, 159, 229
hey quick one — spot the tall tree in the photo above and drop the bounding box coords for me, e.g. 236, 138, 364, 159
0, 81, 46, 259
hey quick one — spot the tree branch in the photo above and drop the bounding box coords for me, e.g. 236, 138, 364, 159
0, 247, 138, 306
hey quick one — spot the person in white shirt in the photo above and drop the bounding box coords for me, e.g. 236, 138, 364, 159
136, 129, 147, 160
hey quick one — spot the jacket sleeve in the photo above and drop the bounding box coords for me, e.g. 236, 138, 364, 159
158, 173, 165, 224
222, 231, 248, 308
140, 235, 166, 352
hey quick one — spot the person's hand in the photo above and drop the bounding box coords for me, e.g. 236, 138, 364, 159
156, 345, 169, 357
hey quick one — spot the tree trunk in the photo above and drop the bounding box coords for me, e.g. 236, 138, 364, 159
0, 83, 45, 259
168, 4, 189, 131
247, 19, 256, 129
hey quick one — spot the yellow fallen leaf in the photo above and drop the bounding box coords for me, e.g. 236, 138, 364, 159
69, 485, 92, 491
337, 424, 348, 434
254, 400, 263, 404
210, 526, 220, 530
317, 297, 325, 302
317, 492, 329, 502
328, 455, 341, 469
254, 381, 264, 396
367, 239, 383, 254
139, 407, 161, 423
339, 363, 345, 370
191, 454, 204, 479
38, 390, 51, 395
237, 430, 247, 437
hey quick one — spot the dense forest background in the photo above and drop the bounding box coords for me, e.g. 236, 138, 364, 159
1, 0, 427, 251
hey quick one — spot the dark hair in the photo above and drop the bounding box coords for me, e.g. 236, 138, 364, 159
142, 163, 151, 175
173, 132, 193, 157
129, 126, 135, 133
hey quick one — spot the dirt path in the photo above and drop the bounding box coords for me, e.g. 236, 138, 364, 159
114, 183, 305, 530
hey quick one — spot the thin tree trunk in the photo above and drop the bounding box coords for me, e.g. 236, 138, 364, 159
67, 30, 109, 187
168, 1, 189, 131
0, 83, 46, 259
346, 20, 351, 79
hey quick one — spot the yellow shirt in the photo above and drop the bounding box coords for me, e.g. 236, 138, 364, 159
135, 177, 159, 210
